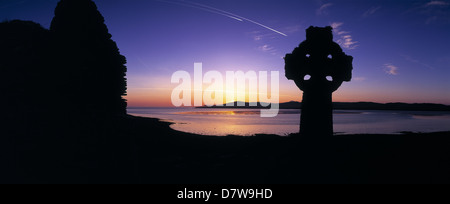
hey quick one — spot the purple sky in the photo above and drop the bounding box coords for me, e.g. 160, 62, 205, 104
2, 0, 450, 106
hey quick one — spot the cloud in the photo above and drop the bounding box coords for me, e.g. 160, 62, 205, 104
331, 22, 359, 50
249, 25, 301, 55
331, 22, 343, 29
354, 77, 367, 82
259, 44, 275, 52
317, 3, 333, 15
248, 30, 275, 42
421, 1, 450, 24
363, 6, 382, 18
401, 55, 419, 63
384, 64, 399, 75
250, 24, 301, 42
254, 36, 263, 41
401, 54, 435, 69
404, 1, 450, 24
338, 35, 358, 49
425, 1, 450, 7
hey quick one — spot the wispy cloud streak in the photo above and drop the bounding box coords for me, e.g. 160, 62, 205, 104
331, 22, 358, 50
384, 63, 399, 75
363, 6, 381, 18
155, 0, 243, 21
403, 1, 450, 24
187, 1, 287, 36
317, 3, 333, 15
401, 54, 435, 69
425, 1, 450, 7
158, 0, 287, 37
259, 44, 275, 52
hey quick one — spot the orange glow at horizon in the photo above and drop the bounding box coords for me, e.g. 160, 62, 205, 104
126, 75, 450, 107
127, 86, 450, 107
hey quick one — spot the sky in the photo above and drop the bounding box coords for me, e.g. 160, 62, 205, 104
1, 0, 450, 107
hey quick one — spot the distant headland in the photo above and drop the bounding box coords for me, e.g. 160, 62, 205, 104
199, 101, 450, 111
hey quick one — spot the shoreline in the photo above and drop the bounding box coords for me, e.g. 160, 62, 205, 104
194, 101, 450, 112
3, 114, 450, 184
130, 115, 450, 184
128, 111, 450, 136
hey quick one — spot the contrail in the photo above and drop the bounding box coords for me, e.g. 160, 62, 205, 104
156, 0, 287, 37
155, 0, 243, 22
185, 0, 288, 36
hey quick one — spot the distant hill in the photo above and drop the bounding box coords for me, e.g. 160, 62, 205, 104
199, 101, 450, 111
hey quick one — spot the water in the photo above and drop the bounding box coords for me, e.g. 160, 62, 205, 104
128, 108, 450, 136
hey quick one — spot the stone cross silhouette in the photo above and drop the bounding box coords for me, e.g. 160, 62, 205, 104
285, 26, 353, 137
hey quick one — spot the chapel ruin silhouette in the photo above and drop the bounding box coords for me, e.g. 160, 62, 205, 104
0, 0, 130, 183
51, 0, 128, 116
0, 0, 128, 117
285, 26, 353, 137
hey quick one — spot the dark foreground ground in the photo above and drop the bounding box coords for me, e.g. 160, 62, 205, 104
1, 114, 450, 184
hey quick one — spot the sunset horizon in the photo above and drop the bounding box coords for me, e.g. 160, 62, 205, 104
2, 0, 450, 187
3, 0, 450, 107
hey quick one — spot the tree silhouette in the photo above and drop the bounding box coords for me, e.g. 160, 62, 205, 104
50, 0, 127, 116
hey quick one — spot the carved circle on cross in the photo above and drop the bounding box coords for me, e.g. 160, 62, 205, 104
285, 26, 353, 93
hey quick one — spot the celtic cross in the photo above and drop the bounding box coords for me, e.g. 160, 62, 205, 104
285, 26, 353, 137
